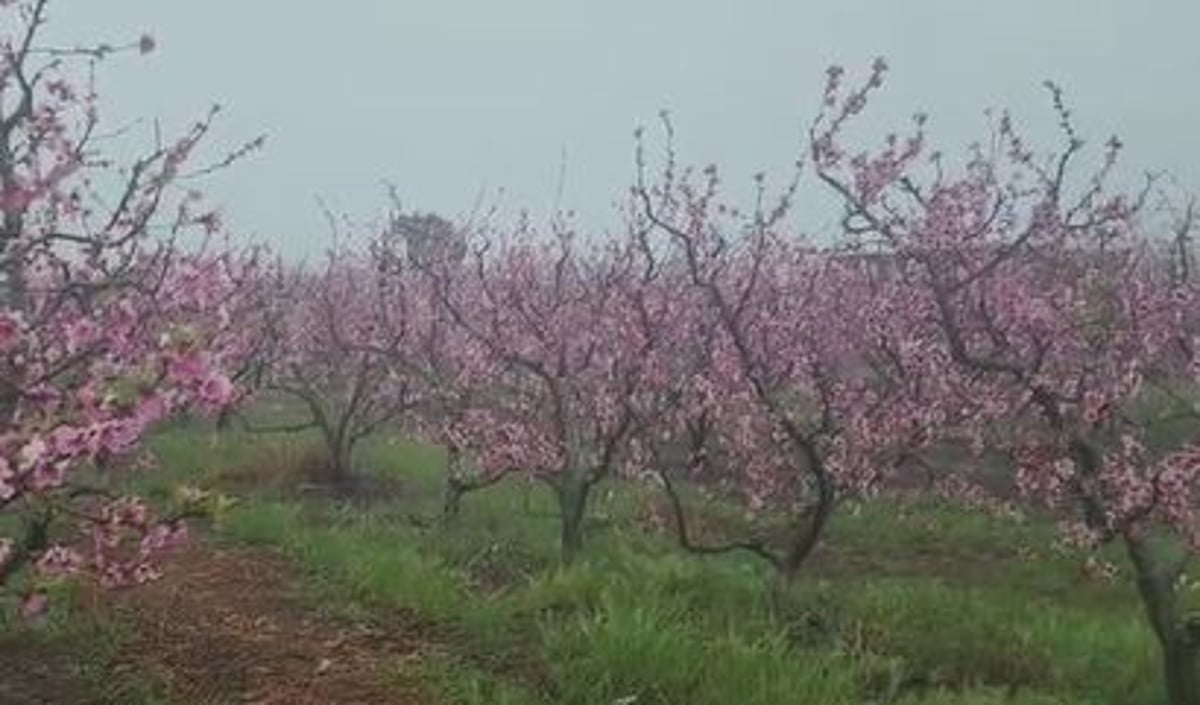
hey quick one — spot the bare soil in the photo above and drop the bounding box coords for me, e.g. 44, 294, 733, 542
0, 544, 447, 705
109, 544, 442, 705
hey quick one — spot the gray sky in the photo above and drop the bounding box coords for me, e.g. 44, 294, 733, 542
44, 1, 1200, 259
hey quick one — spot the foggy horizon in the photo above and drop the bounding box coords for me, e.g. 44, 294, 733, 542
44, 0, 1200, 259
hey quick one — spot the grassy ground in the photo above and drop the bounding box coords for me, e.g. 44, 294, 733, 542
1, 417, 1182, 704
0, 586, 178, 705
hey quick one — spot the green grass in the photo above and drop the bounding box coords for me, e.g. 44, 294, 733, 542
406, 650, 544, 705
2, 418, 1174, 705
0, 583, 179, 705
534, 568, 863, 705
218, 500, 478, 624
202, 424, 1166, 704
791, 578, 1156, 701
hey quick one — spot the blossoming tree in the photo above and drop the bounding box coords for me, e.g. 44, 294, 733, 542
814, 60, 1200, 704
403, 210, 664, 561
628, 109, 946, 586
0, 0, 258, 610
238, 234, 419, 490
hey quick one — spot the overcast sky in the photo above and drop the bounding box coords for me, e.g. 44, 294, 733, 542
41, 1, 1200, 259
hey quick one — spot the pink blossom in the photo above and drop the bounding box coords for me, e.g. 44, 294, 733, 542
167, 351, 207, 383
19, 592, 48, 618
0, 2, 255, 602
49, 425, 87, 457
197, 373, 234, 410
18, 436, 49, 472
0, 311, 22, 352
0, 459, 15, 501
133, 395, 166, 428
64, 319, 98, 352
35, 545, 83, 576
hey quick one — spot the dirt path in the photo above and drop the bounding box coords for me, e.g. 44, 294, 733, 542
109, 545, 441, 705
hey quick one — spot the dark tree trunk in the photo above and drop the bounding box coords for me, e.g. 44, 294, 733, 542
1164, 637, 1200, 705
558, 476, 592, 564
443, 476, 467, 523
1126, 533, 1200, 705
323, 432, 357, 493
778, 493, 835, 587
440, 448, 514, 525
0, 509, 52, 588
764, 493, 835, 615
441, 447, 468, 523
772, 442, 837, 596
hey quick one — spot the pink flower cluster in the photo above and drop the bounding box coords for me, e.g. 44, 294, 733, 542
0, 0, 260, 610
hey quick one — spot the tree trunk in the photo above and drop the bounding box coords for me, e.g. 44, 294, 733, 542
1126, 533, 1200, 705
765, 570, 792, 619
779, 476, 836, 584
0, 191, 24, 424
441, 446, 467, 523
443, 476, 467, 523
325, 434, 357, 492
765, 507, 828, 616
558, 476, 592, 564
1164, 637, 1200, 705
1, 135, 27, 315
0, 509, 51, 588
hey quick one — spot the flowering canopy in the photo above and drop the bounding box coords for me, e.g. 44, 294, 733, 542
0, 0, 260, 604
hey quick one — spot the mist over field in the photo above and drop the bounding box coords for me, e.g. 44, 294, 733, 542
44, 0, 1200, 258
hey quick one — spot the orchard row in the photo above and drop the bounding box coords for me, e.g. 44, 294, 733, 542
3, 1, 1200, 700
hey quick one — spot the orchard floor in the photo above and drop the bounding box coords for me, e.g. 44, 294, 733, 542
2, 543, 444, 705
110, 544, 438, 705
0, 423, 1187, 704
